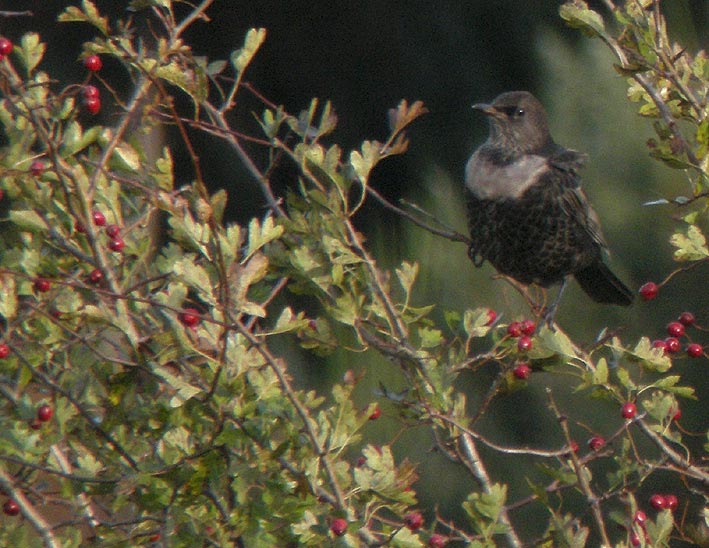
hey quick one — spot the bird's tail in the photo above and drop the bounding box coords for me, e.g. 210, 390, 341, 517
574, 262, 633, 306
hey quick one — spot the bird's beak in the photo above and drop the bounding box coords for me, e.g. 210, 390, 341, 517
472, 103, 498, 117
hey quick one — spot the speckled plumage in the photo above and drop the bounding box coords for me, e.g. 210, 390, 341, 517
465, 91, 632, 306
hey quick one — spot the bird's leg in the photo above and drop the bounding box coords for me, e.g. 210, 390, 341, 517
541, 278, 567, 331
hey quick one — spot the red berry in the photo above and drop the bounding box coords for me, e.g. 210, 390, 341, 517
588, 436, 605, 451
686, 343, 703, 358
666, 321, 685, 338
517, 335, 532, 352
0, 343, 9, 358
634, 510, 647, 525
507, 321, 522, 337
84, 96, 101, 114
83, 54, 102, 72
629, 531, 641, 547
88, 268, 103, 284
664, 337, 680, 354
485, 308, 497, 326
649, 494, 666, 510
33, 278, 51, 293
92, 210, 106, 226
37, 404, 53, 422
2, 499, 19, 516
404, 511, 424, 531
356, 455, 367, 467
0, 38, 13, 57
82, 85, 100, 99
330, 518, 347, 537
74, 220, 87, 234
652, 339, 668, 352
520, 319, 536, 336
621, 402, 637, 419
106, 224, 121, 238
664, 494, 678, 511
179, 308, 201, 327
30, 160, 45, 176
639, 282, 658, 301
148, 533, 161, 542
678, 311, 695, 326
512, 363, 531, 380
568, 440, 580, 454
108, 236, 125, 252
369, 405, 381, 420
671, 406, 682, 421
428, 534, 447, 548
29, 418, 42, 430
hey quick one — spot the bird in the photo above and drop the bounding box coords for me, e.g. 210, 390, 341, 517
465, 91, 633, 317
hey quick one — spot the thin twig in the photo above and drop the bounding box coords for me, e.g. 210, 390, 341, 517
0, 468, 60, 548
458, 434, 522, 548
547, 389, 611, 546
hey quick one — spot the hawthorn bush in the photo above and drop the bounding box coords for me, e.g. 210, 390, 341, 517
0, 1, 707, 547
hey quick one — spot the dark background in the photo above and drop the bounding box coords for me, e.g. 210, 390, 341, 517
2, 1, 707, 544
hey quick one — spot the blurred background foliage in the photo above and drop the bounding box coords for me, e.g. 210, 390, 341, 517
2, 1, 707, 543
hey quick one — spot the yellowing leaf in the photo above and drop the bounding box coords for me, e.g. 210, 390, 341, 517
245, 215, 283, 260
0, 274, 17, 320
231, 28, 266, 73
349, 140, 381, 184
670, 224, 708, 261
112, 142, 142, 173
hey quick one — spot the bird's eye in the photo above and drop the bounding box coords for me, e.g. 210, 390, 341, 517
500, 106, 525, 118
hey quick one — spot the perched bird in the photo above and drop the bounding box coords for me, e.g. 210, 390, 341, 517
465, 91, 632, 313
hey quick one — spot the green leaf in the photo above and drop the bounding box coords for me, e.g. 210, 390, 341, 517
616, 367, 636, 390
391, 527, 425, 548
129, 0, 172, 10
153, 367, 203, 407
15, 33, 46, 74
396, 261, 419, 298
537, 326, 575, 358
266, 307, 309, 336
670, 224, 709, 261
58, 0, 110, 35
623, 337, 672, 373
231, 28, 267, 73
9, 210, 46, 232
463, 308, 493, 338
155, 60, 208, 104
593, 357, 608, 384
111, 142, 142, 173
245, 215, 283, 260
560, 1, 606, 37
418, 326, 443, 349
646, 509, 674, 544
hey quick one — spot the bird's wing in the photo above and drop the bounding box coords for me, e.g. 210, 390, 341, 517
562, 186, 608, 250
547, 149, 608, 252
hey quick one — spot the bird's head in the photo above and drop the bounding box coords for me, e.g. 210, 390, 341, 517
473, 91, 553, 155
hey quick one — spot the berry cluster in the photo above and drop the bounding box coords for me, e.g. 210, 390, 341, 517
76, 209, 125, 254
80, 55, 103, 114
627, 494, 679, 545
506, 318, 536, 353
30, 404, 53, 430
650, 311, 704, 358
